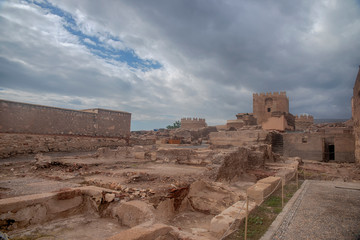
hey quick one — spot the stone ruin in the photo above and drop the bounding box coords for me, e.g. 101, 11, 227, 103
0, 110, 300, 239
1, 67, 360, 239
180, 117, 207, 130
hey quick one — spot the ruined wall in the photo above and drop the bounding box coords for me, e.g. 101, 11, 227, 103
235, 113, 257, 125
353, 66, 360, 164
295, 115, 314, 131
0, 100, 131, 138
283, 128, 355, 162
209, 130, 269, 147
226, 120, 244, 130
262, 115, 289, 131
253, 92, 289, 125
180, 118, 207, 130
0, 133, 127, 158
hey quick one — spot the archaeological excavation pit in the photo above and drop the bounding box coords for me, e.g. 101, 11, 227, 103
0, 142, 301, 240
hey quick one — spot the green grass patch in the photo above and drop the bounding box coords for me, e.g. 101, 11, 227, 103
225, 180, 302, 240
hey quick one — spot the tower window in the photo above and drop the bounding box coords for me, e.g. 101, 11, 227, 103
267, 108, 271, 112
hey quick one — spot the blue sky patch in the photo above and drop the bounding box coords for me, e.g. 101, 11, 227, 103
30, 0, 162, 71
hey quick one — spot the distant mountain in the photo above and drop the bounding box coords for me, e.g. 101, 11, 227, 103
314, 119, 349, 124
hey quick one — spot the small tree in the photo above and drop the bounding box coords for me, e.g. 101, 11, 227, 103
166, 120, 181, 129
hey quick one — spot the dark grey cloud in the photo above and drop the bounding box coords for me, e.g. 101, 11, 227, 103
0, 0, 359, 130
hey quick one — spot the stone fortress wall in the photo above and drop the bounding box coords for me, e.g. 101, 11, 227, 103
352, 66, 360, 164
180, 118, 207, 130
0, 100, 131, 137
295, 114, 314, 131
0, 99, 131, 158
253, 92, 289, 125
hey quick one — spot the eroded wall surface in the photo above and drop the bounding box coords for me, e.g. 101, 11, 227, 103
295, 115, 314, 131
180, 118, 207, 130
253, 92, 289, 125
0, 100, 131, 138
209, 130, 269, 147
283, 129, 354, 162
0, 133, 127, 158
0, 100, 131, 158
353, 67, 360, 164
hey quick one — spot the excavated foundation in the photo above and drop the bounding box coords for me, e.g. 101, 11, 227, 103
0, 144, 300, 240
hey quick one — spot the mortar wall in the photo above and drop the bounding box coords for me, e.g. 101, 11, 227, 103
0, 100, 131, 138
283, 131, 355, 162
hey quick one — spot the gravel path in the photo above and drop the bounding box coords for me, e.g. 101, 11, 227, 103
266, 180, 360, 240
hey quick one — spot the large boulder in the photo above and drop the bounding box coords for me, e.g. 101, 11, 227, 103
185, 181, 239, 215
106, 224, 173, 240
112, 200, 155, 227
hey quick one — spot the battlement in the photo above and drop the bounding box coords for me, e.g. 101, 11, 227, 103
295, 114, 314, 122
180, 117, 207, 129
181, 117, 206, 123
253, 91, 287, 98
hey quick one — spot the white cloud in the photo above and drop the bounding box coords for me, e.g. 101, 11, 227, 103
0, 0, 359, 130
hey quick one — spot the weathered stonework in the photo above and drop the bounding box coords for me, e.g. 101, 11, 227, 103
0, 99, 131, 158
353, 66, 360, 164
295, 114, 314, 131
0, 133, 127, 158
283, 128, 354, 162
180, 118, 207, 130
253, 92, 289, 125
0, 99, 131, 138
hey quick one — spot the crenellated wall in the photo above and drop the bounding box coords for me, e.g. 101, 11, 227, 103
180, 117, 207, 130
295, 114, 314, 131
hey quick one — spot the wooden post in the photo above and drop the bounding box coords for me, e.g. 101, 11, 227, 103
281, 178, 284, 208
245, 196, 249, 240
296, 170, 299, 189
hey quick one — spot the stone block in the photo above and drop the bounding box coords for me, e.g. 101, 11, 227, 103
247, 183, 272, 204
275, 168, 295, 184
258, 176, 281, 192
210, 200, 257, 236
112, 200, 155, 227
187, 181, 239, 215
134, 152, 145, 159
107, 224, 173, 240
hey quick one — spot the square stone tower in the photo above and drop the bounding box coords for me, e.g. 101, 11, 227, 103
253, 92, 289, 124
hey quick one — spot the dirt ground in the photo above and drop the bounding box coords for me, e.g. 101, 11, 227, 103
299, 160, 360, 182
0, 151, 211, 200
1, 149, 359, 240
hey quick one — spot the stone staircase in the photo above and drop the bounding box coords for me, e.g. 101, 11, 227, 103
271, 133, 283, 155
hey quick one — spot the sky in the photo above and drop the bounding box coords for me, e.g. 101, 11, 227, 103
0, 0, 360, 130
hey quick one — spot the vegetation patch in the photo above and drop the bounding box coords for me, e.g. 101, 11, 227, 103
225, 181, 302, 240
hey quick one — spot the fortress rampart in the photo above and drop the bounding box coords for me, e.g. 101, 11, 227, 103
181, 118, 207, 130
295, 114, 314, 131
0, 99, 131, 158
295, 114, 314, 122
0, 99, 131, 138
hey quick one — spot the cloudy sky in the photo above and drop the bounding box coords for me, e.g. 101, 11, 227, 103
1, 0, 359, 130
